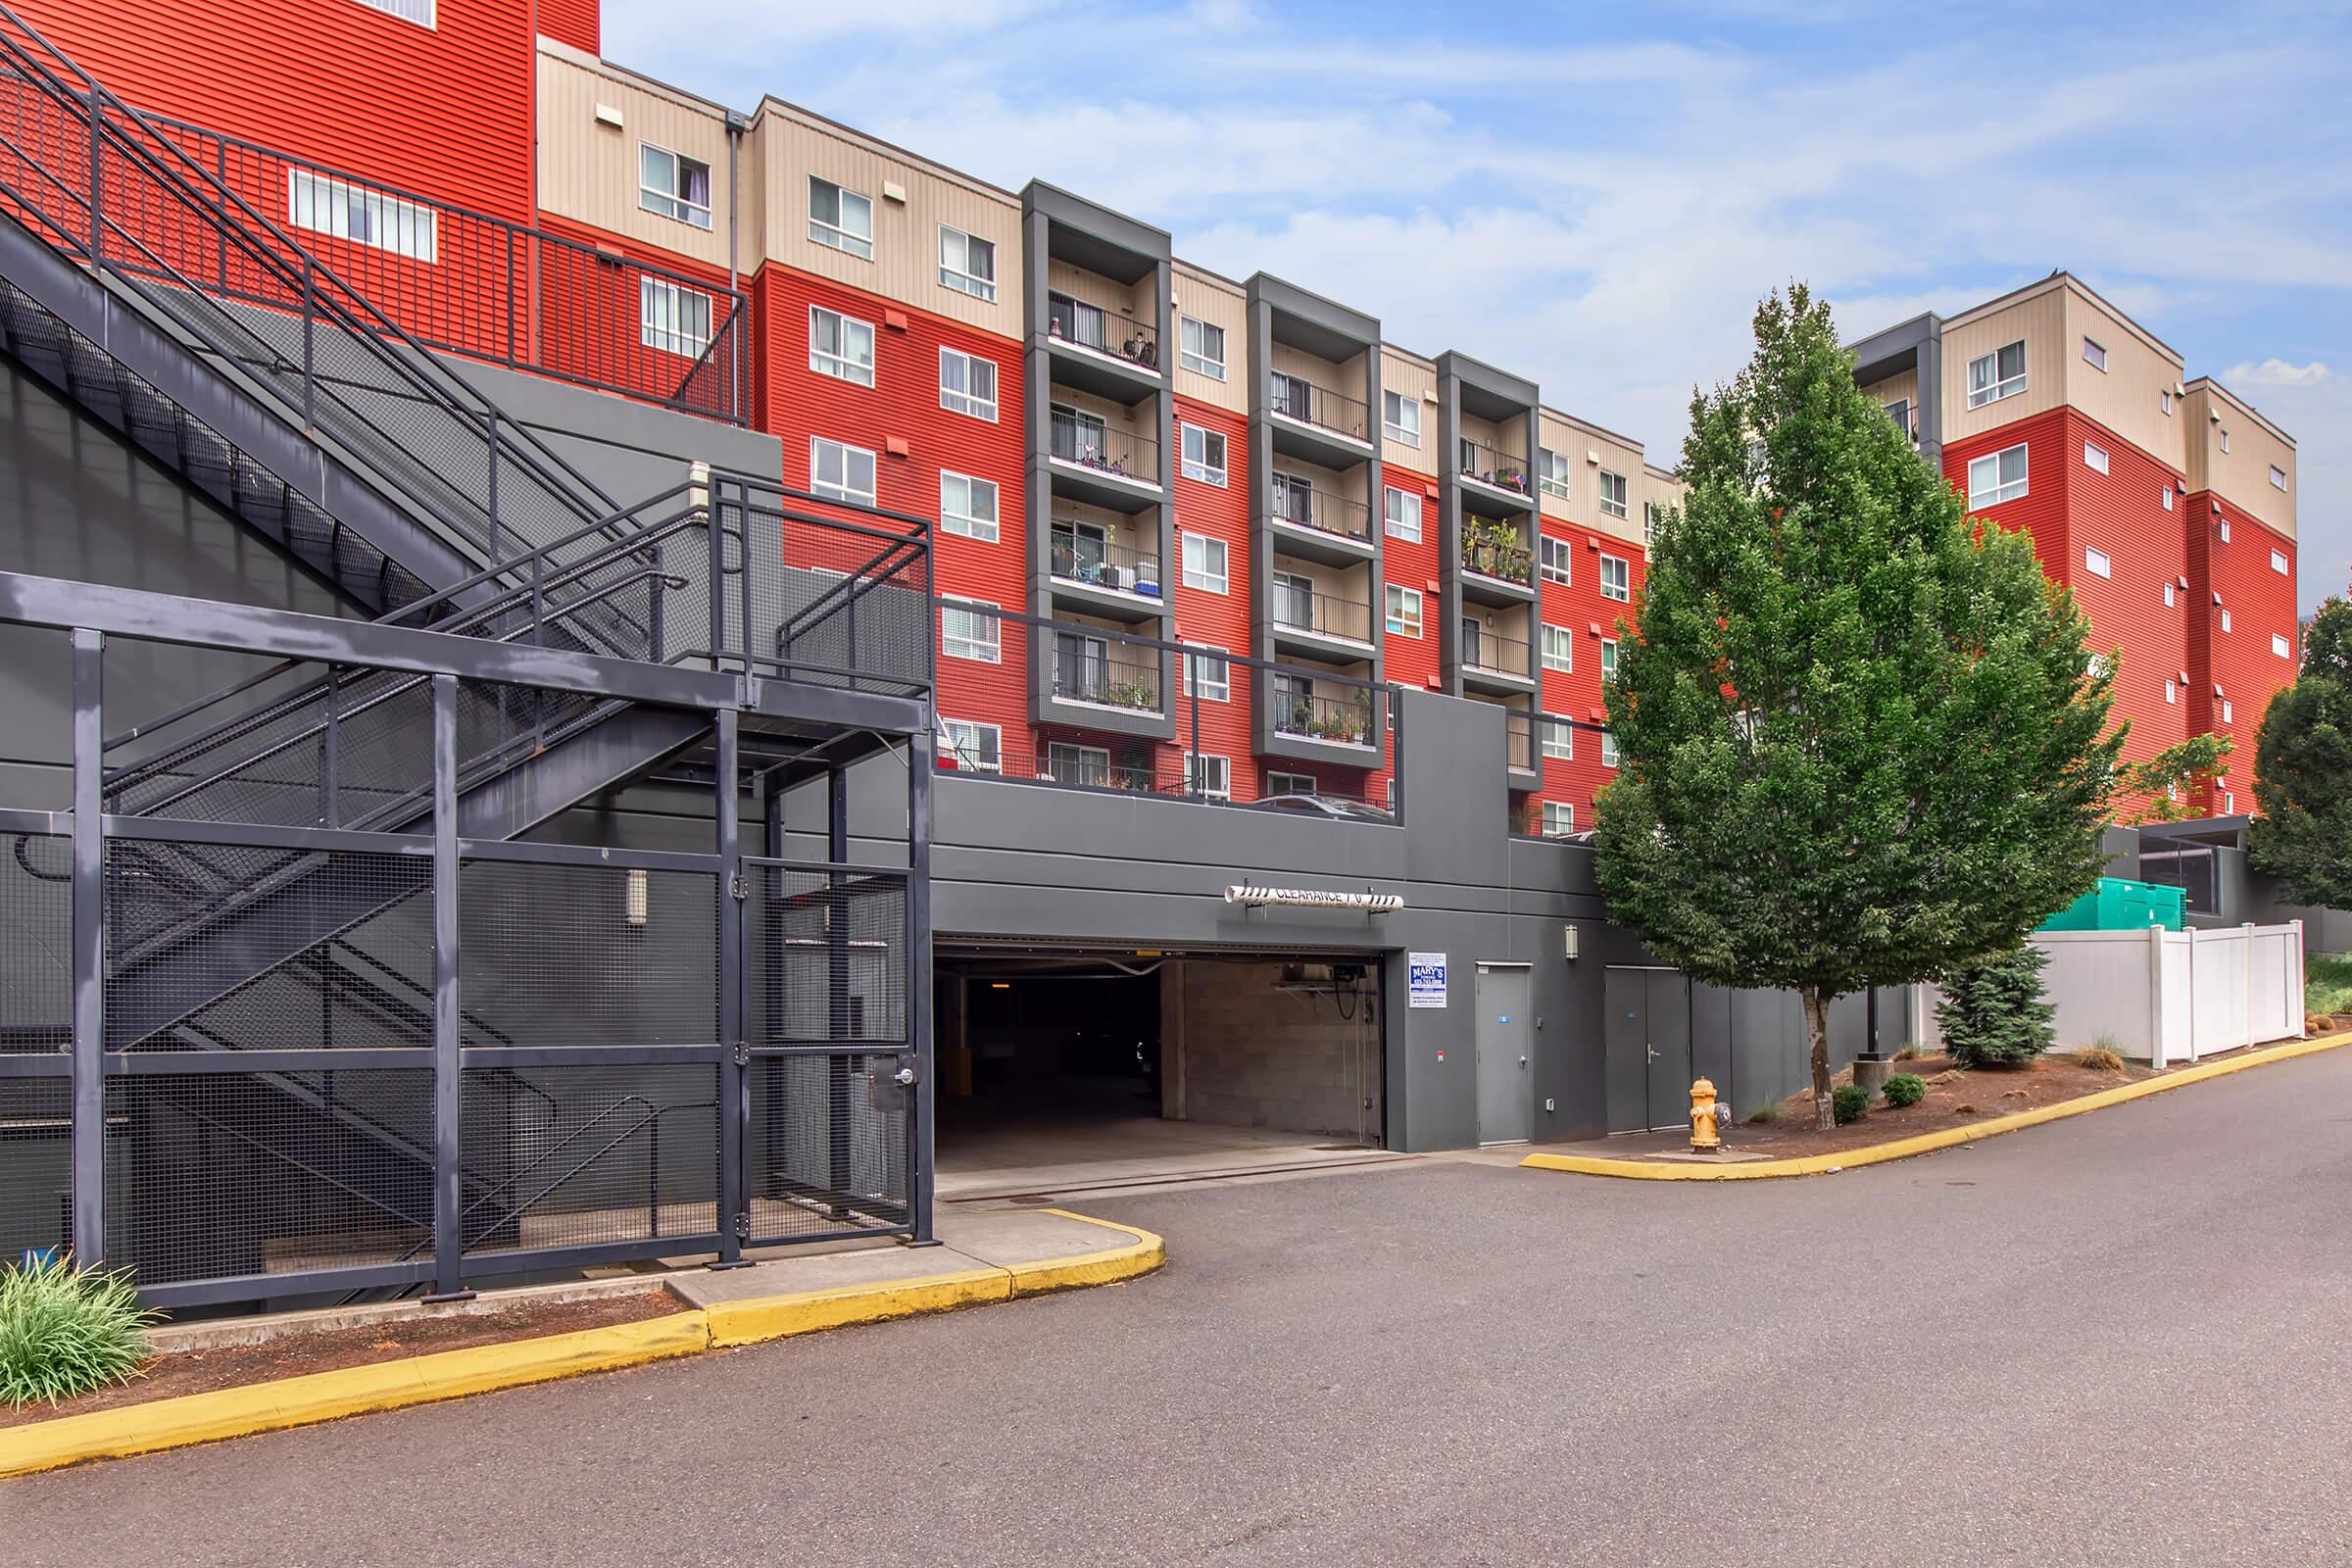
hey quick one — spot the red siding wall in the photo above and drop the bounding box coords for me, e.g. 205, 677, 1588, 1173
534, 0, 599, 54
1527, 517, 1643, 829
1380, 465, 1442, 696
15, 0, 537, 221
1172, 397, 1254, 798
2188, 495, 2298, 814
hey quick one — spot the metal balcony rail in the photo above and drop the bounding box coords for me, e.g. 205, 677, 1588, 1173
1046, 291, 1157, 369
948, 750, 1396, 817
1462, 627, 1532, 678
1271, 587, 1375, 644
1272, 689, 1376, 747
1461, 534, 1534, 586
1268, 481, 1372, 543
1051, 644, 1163, 712
1458, 436, 1532, 496
0, 5, 627, 570
1269, 376, 1368, 442
1049, 412, 1158, 482
1503, 711, 1535, 771
140, 109, 751, 425
1050, 526, 1162, 597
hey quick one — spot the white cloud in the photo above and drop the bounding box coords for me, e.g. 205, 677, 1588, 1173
2223, 359, 2332, 389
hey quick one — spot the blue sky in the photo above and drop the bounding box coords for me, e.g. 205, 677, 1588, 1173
604, 0, 2352, 612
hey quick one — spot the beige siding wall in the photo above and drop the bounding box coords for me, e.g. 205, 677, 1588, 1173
1536, 411, 1580, 523
2064, 288, 2185, 470
1861, 368, 1918, 428
1642, 467, 1685, 553
537, 48, 736, 271
1053, 500, 1151, 556
758, 106, 1023, 340
2185, 385, 2297, 539
1270, 453, 1369, 511
1380, 348, 1437, 472
1269, 554, 1373, 608
1941, 288, 2067, 444
1544, 416, 1646, 546
1270, 340, 1364, 419
1172, 266, 1248, 414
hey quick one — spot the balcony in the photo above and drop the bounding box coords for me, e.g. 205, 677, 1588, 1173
1272, 688, 1377, 750
1270, 586, 1376, 659
1267, 480, 1374, 564
1459, 527, 1535, 605
1456, 435, 1534, 514
1268, 375, 1373, 466
1050, 525, 1163, 621
1046, 292, 1161, 401
1050, 642, 1163, 716
1502, 710, 1538, 786
1461, 627, 1534, 693
1049, 411, 1163, 511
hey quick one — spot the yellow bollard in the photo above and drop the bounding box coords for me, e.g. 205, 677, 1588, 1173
1689, 1076, 1723, 1154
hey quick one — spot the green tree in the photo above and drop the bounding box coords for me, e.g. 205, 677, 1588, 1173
1594, 285, 2121, 1129
2248, 597, 2352, 908
1936, 943, 2056, 1069
2120, 732, 2233, 823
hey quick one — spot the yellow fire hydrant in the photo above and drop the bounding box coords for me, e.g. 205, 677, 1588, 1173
1689, 1077, 1723, 1154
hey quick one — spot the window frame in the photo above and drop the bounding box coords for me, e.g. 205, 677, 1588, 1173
808, 305, 876, 387
1265, 770, 1316, 798
1178, 316, 1226, 380
1966, 339, 2027, 408
1597, 469, 1629, 519
939, 470, 1000, 543
1541, 800, 1576, 837
1383, 390, 1421, 448
807, 174, 875, 261
1180, 643, 1231, 703
1539, 535, 1573, 585
1540, 623, 1574, 672
808, 435, 877, 507
1181, 531, 1229, 594
940, 718, 1002, 773
2082, 441, 2109, 475
286, 169, 438, 261
1599, 730, 1620, 768
1180, 423, 1228, 487
1386, 584, 1424, 638
1598, 554, 1630, 603
1540, 717, 1573, 761
936, 223, 998, 302
1539, 450, 1572, 501
354, 0, 436, 24
938, 346, 999, 421
2163, 486, 2175, 513
640, 277, 713, 358
638, 143, 712, 230
1183, 752, 1232, 802
1383, 485, 1422, 543
1967, 442, 2030, 509
2271, 549, 2290, 575
2082, 336, 2107, 372
939, 596, 1001, 664
2084, 546, 2111, 579
1600, 637, 1619, 680
2270, 465, 2288, 493
2274, 633, 2293, 660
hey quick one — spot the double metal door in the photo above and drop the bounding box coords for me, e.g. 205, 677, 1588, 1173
1603, 967, 1691, 1133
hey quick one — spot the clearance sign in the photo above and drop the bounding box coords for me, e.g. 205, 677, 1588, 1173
1222, 885, 1403, 913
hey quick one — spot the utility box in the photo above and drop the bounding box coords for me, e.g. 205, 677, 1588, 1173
2039, 876, 2188, 933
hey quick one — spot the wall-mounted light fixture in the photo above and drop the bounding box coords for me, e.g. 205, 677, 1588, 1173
624, 867, 650, 927
1562, 923, 1580, 960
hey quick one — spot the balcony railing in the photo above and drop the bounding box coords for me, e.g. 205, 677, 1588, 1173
1051, 526, 1162, 597
1269, 377, 1369, 442
1269, 482, 1372, 544
1052, 645, 1163, 711
1461, 535, 1534, 586
1047, 293, 1159, 371
1050, 413, 1160, 484
1458, 436, 1532, 496
1462, 628, 1532, 679
1272, 588, 1374, 644
1273, 689, 1377, 747
1504, 711, 1535, 772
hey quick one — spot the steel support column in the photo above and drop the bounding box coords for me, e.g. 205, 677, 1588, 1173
425, 674, 471, 1301
712, 707, 748, 1267
826, 765, 853, 1209
69, 628, 105, 1264
906, 729, 937, 1246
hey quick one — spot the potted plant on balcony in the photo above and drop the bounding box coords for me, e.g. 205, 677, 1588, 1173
1103, 679, 1156, 710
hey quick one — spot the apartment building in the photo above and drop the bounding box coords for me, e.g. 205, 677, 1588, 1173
1849, 275, 2300, 815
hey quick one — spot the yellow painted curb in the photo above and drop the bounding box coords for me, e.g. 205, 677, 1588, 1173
1006, 1211, 1167, 1297
0, 1310, 710, 1481
1522, 1029, 2352, 1182
704, 1267, 1009, 1349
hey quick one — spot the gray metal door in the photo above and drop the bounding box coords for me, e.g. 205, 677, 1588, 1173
1475, 964, 1531, 1144
1643, 971, 1692, 1130
1603, 967, 1650, 1133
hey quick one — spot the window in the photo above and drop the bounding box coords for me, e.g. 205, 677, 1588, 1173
1967, 339, 2027, 408
2271, 465, 2288, 492
354, 0, 434, 24
1383, 390, 1421, 447
809, 437, 876, 506
937, 225, 997, 302
2222, 701, 2233, 726
1540, 535, 1572, 585
2083, 442, 2109, 475
1599, 730, 1619, 767
1181, 644, 1230, 702
2161, 389, 2174, 416
1386, 584, 1423, 638
2082, 337, 2107, 372
1178, 317, 1225, 380
2220, 428, 2230, 453
939, 471, 999, 542
1598, 469, 1629, 519
2219, 519, 2232, 543
1541, 624, 1574, 672
1967, 443, 2029, 508
1044, 742, 1111, 787
286, 170, 437, 261
1183, 753, 1230, 801
2275, 633, 2293, 660
1541, 801, 1576, 837
1384, 486, 1422, 543
1600, 638, 1619, 680
1539, 451, 1572, 501
2272, 549, 2290, 575
2224, 791, 2235, 814
1181, 532, 1228, 593
939, 348, 998, 420
2221, 610, 2232, 633
1886, 398, 1911, 438
2164, 581, 2177, 608
2166, 679, 2177, 706
1266, 770, 1316, 798
2163, 486, 2175, 512
2084, 547, 2111, 579
1541, 719, 1573, 761
1644, 503, 1663, 549
639, 145, 711, 229
1181, 424, 1227, 486
940, 598, 1000, 663
808, 307, 875, 386
807, 176, 873, 260
1599, 555, 1630, 603
639, 278, 712, 357
941, 718, 1001, 773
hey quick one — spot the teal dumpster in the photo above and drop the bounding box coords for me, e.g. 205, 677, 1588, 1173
2038, 876, 2187, 933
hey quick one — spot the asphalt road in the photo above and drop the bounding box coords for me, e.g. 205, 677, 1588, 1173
12, 1049, 2352, 1566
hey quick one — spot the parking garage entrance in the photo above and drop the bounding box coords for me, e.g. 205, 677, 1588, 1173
933, 943, 1392, 1200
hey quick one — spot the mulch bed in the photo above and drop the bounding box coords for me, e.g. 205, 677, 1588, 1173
1715, 1051, 2156, 1161
0, 1290, 682, 1430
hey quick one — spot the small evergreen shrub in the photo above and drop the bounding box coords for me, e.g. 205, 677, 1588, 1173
0, 1254, 154, 1409
1882, 1073, 1928, 1108
1936, 944, 2056, 1069
1832, 1084, 1870, 1125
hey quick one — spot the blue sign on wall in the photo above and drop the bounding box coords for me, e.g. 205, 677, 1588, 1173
1408, 952, 1448, 1009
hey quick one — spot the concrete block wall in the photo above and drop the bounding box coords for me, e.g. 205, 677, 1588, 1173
1164, 960, 1382, 1142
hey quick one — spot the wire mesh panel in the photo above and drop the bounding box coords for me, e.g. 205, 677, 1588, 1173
457, 858, 717, 1049
726, 485, 932, 697
745, 863, 908, 1048
0, 1078, 72, 1264
744, 1051, 909, 1243
1, 833, 72, 1054
104, 1067, 434, 1289
459, 1062, 719, 1258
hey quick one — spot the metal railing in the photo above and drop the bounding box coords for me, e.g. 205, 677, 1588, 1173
1269, 481, 1372, 543
1458, 436, 1532, 496
1269, 376, 1368, 442
1504, 710, 1535, 771
1462, 534, 1534, 586
141, 110, 750, 424
1047, 291, 1157, 370
1272, 688, 1377, 747
1272, 587, 1375, 644
1050, 412, 1159, 484
0, 5, 628, 572
1050, 526, 1162, 597
1051, 643, 1163, 712
1462, 627, 1532, 678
